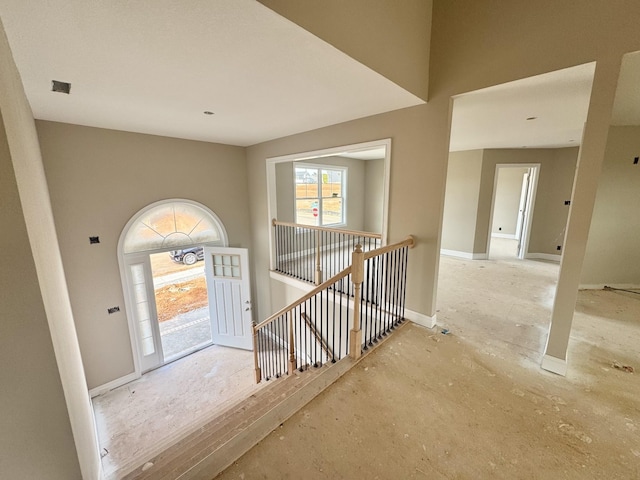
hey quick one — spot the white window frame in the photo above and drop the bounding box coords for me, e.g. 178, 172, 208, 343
266, 138, 391, 272
293, 163, 347, 227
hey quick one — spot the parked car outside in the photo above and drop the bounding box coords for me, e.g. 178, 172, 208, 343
169, 246, 204, 265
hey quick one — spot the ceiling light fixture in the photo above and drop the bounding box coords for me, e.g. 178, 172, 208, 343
51, 80, 71, 94
203, 111, 214, 115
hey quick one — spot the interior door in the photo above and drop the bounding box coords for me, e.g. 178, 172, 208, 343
515, 172, 530, 243
517, 168, 537, 259
204, 247, 253, 350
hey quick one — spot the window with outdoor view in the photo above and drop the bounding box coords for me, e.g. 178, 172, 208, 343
294, 165, 345, 226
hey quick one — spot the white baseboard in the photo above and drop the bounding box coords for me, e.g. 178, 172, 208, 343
440, 249, 488, 260
526, 252, 562, 262
491, 233, 516, 239
541, 354, 567, 376
579, 283, 640, 290
89, 371, 139, 398
404, 309, 437, 329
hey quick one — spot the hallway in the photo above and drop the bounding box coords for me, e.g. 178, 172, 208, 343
215, 255, 640, 479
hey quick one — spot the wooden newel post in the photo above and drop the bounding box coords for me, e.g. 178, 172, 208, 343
252, 325, 261, 384
288, 310, 296, 374
315, 229, 322, 285
349, 244, 364, 360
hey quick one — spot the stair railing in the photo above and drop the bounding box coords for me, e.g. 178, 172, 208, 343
253, 235, 414, 383
272, 219, 381, 285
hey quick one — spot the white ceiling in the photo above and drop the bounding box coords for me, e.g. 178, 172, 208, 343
449, 63, 596, 152
0, 0, 424, 147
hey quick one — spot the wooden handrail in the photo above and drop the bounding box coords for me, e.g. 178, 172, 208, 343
255, 234, 414, 382
254, 266, 352, 330
363, 235, 414, 260
257, 236, 414, 331
272, 219, 382, 239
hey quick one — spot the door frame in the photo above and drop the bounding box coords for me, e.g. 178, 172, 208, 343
120, 242, 226, 376
115, 199, 230, 389
486, 163, 540, 260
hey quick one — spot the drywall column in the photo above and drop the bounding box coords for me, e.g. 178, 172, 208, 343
542, 57, 622, 375
0, 21, 101, 479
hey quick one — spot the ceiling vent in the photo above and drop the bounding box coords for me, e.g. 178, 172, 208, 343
51, 80, 71, 94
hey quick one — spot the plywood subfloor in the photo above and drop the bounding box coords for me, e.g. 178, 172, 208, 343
216, 255, 640, 479
93, 345, 263, 479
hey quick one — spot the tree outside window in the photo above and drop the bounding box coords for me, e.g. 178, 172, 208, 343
294, 166, 345, 226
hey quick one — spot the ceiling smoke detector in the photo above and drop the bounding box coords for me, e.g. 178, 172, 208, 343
51, 80, 71, 94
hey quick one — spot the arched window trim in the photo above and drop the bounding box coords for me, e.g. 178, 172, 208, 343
118, 198, 229, 256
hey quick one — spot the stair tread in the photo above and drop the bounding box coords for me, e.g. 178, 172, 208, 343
120, 365, 329, 480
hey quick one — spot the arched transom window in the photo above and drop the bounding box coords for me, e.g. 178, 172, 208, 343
122, 200, 227, 254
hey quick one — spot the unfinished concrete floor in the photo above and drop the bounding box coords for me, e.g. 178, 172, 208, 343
216, 248, 640, 479
93, 345, 262, 479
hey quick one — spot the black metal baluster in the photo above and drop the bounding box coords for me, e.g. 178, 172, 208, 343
376, 253, 383, 340
362, 257, 370, 350
391, 250, 400, 329
332, 282, 337, 362
319, 289, 324, 365
399, 247, 406, 319
385, 251, 392, 333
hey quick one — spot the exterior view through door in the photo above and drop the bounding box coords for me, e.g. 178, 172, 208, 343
119, 199, 253, 377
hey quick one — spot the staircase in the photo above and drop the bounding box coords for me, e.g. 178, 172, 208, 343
120, 232, 415, 479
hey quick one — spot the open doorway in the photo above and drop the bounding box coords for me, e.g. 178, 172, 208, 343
150, 248, 211, 361
95, 200, 259, 477
487, 164, 539, 260
438, 63, 594, 369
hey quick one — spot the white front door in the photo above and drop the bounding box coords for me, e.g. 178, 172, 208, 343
204, 247, 253, 350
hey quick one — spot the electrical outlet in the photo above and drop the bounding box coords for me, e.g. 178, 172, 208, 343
564, 200, 571, 205
107, 306, 120, 314
556, 245, 562, 251
498, 227, 502, 231
89, 236, 100, 244
634, 156, 639, 165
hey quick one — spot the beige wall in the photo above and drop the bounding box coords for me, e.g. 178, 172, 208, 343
363, 158, 385, 233
0, 19, 99, 478
37, 121, 251, 389
0, 113, 82, 480
441, 149, 483, 252
491, 167, 528, 236
6, 7, 640, 471
246, 104, 444, 324
478, 148, 578, 256
429, 0, 640, 363
258, 0, 432, 101
275, 161, 295, 222
528, 148, 579, 255
249, 2, 640, 347
581, 126, 640, 286
442, 148, 578, 256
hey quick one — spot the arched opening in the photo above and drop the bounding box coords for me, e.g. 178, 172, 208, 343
94, 200, 258, 477
118, 199, 230, 372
